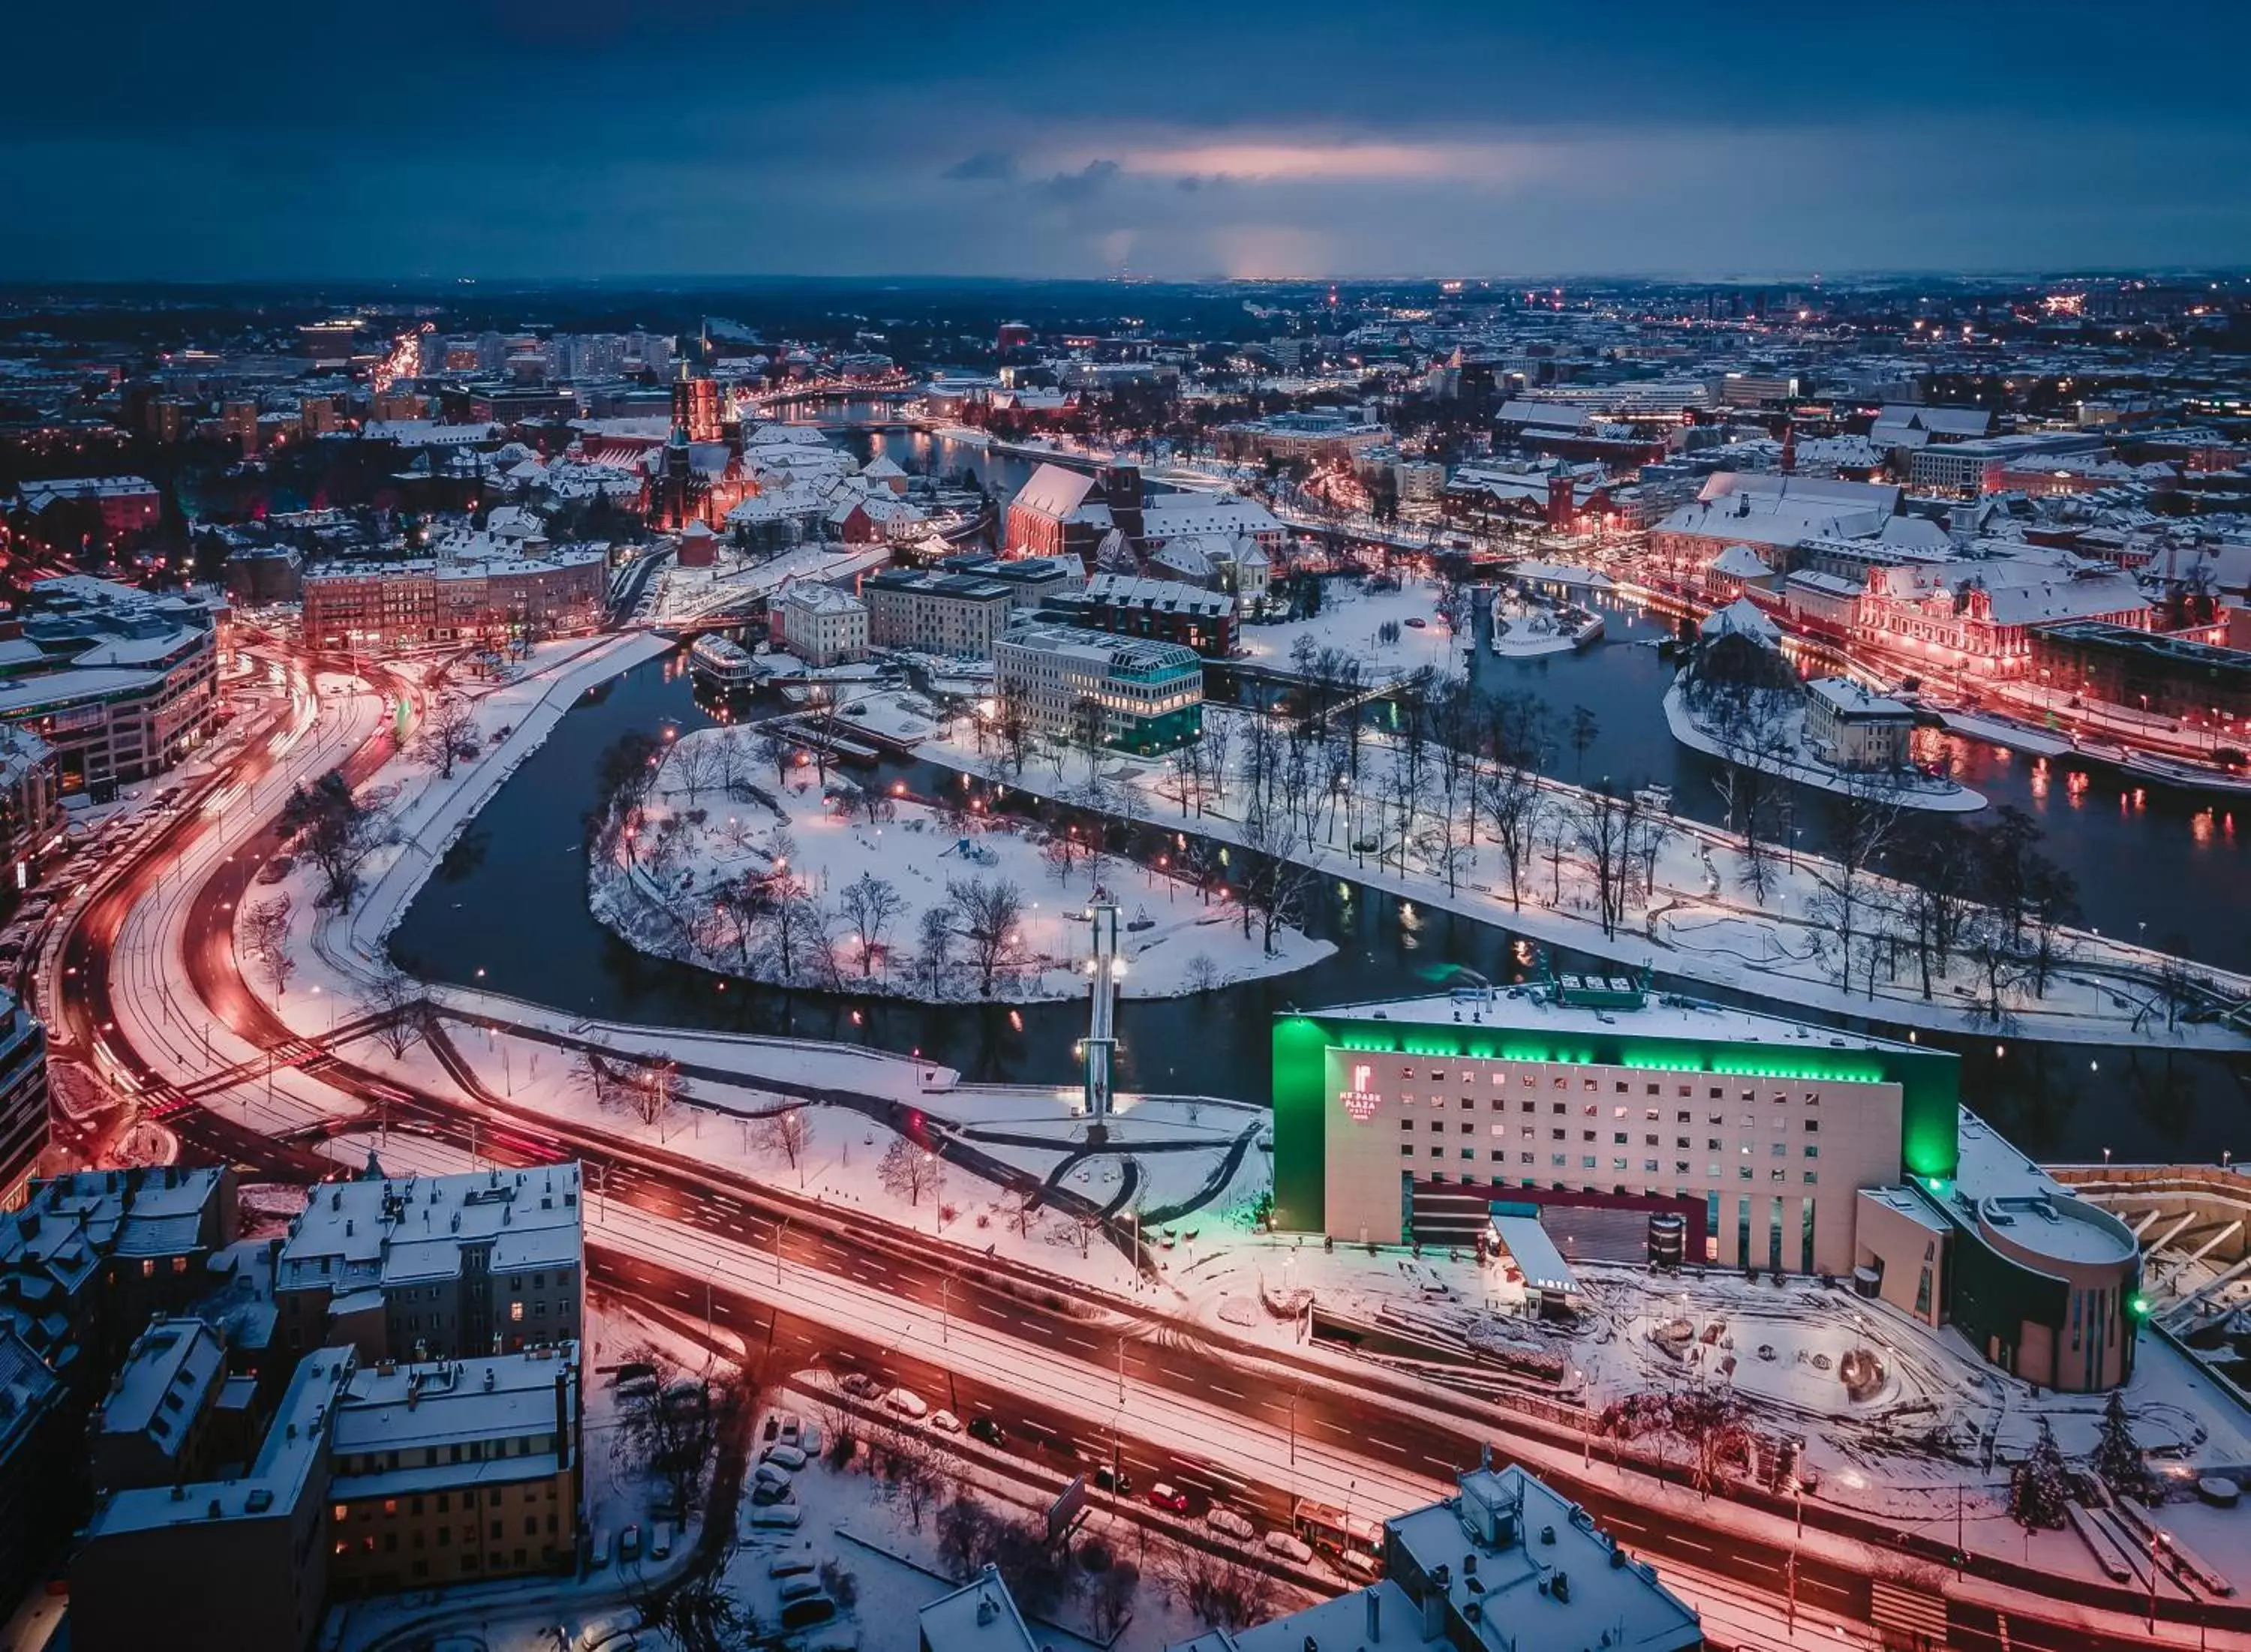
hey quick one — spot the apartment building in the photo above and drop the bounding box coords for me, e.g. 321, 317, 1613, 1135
274, 1165, 584, 1362
0, 990, 50, 1209
299, 548, 607, 652
776, 581, 870, 666
71, 1340, 584, 1652
862, 569, 1014, 656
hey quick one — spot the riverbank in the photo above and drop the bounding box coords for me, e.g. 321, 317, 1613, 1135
892, 697, 2251, 1051
585, 726, 1335, 1002
1663, 681, 1988, 814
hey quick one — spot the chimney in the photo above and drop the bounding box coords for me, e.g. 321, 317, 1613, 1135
1420, 1567, 1448, 1640
1365, 1589, 1381, 1640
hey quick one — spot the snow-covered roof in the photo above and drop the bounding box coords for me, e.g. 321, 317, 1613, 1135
1806, 677, 1912, 722
1699, 596, 1781, 642
277, 1165, 582, 1297
1138, 493, 1282, 539
1707, 543, 1772, 578
1010, 463, 1100, 521
1300, 988, 1925, 1060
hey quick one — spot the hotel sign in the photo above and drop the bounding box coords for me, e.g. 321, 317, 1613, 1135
1339, 1062, 1381, 1122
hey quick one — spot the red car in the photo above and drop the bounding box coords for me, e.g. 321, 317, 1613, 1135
1146, 1482, 1190, 1513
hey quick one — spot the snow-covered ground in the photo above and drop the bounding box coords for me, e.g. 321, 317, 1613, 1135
1663, 680, 1986, 813
1234, 575, 1467, 680
645, 539, 893, 626
879, 698, 2251, 1051
586, 727, 1334, 1002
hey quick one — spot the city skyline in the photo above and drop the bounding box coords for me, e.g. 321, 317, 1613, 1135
8, 0, 2250, 281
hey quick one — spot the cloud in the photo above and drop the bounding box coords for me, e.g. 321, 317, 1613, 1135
1037, 159, 1120, 203
942, 151, 1017, 182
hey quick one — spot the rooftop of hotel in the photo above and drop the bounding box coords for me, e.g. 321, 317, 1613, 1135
1296, 985, 1931, 1065
1946, 1110, 2138, 1267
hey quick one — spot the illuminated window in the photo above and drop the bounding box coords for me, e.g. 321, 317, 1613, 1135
510, 1302, 524, 1323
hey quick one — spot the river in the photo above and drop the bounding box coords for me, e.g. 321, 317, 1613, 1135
389, 642, 2251, 1167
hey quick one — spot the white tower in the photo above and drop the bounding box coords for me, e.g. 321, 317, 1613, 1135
1082, 897, 1122, 1120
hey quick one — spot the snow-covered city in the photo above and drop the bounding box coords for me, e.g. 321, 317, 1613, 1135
11, 41, 2251, 1652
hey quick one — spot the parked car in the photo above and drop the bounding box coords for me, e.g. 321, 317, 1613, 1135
780, 1597, 837, 1633
1263, 1532, 1314, 1564
839, 1372, 884, 1400
778, 1411, 803, 1444
1094, 1466, 1134, 1496
576, 1611, 638, 1652
967, 1416, 1006, 1448
1146, 1482, 1191, 1514
619, 1523, 643, 1561
768, 1559, 818, 1581
747, 1505, 804, 1530
927, 1409, 962, 1434
779, 1575, 827, 1605
650, 1521, 672, 1560
762, 1443, 809, 1471
883, 1386, 928, 1420
1207, 1508, 1257, 1542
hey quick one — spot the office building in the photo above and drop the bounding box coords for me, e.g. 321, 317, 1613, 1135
1802, 677, 1916, 770
2, 576, 224, 798
299, 547, 607, 653
994, 624, 1204, 755
0, 990, 49, 1209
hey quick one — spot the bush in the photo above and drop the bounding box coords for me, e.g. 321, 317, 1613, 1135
1078, 1537, 1113, 1574
819, 1558, 859, 1610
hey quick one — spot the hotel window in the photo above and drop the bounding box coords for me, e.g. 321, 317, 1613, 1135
1520, 1126, 1534, 1140
1491, 1074, 1506, 1086
1709, 1088, 1723, 1100
1614, 1132, 1628, 1146
1429, 1146, 1444, 1159
1582, 1104, 1597, 1119
1771, 1169, 1787, 1182
1739, 1167, 1753, 1181
1676, 1161, 1691, 1176
1552, 1103, 1566, 1116
1648, 1085, 1660, 1097
1460, 1149, 1475, 1161
1459, 1121, 1475, 1135
1401, 1145, 1415, 1158
1644, 1134, 1658, 1147
1612, 1158, 1628, 1173
1644, 1160, 1660, 1174
1522, 1076, 1536, 1088
1582, 1079, 1598, 1093
1613, 1107, 1630, 1119
1804, 1146, 1820, 1158
1772, 1143, 1787, 1158
1804, 1172, 1819, 1185
1552, 1077, 1567, 1089
1644, 1109, 1660, 1122
1582, 1156, 1597, 1170
1676, 1110, 1691, 1124
1491, 1123, 1506, 1137
1804, 1119, 1819, 1134
1582, 1131, 1596, 1143
1552, 1155, 1567, 1168
1615, 1082, 1629, 1095
1399, 1119, 1414, 1131
1522, 1153, 1534, 1165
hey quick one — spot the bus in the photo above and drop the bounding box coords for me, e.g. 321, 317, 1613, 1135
1292, 1499, 1385, 1576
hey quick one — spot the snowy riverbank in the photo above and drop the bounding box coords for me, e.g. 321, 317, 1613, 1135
585, 726, 1336, 1002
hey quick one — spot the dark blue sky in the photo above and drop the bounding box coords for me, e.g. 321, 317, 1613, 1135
10, 1, 2248, 280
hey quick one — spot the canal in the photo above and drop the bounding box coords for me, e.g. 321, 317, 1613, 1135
389, 642, 2251, 1166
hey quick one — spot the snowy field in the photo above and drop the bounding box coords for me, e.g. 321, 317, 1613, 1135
586, 728, 1335, 1002
1234, 574, 1468, 679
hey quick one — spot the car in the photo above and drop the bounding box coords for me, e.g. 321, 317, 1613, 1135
778, 1411, 803, 1444
762, 1443, 809, 1471
619, 1523, 643, 1561
779, 1575, 827, 1605
1207, 1508, 1257, 1542
588, 1527, 612, 1570
747, 1505, 804, 1530
839, 1372, 884, 1400
1094, 1466, 1134, 1496
780, 1597, 837, 1633
883, 1386, 928, 1420
1146, 1482, 1191, 1514
1403, 616, 1426, 628
967, 1416, 1006, 1448
576, 1611, 639, 1652
801, 1422, 824, 1456
1263, 1532, 1315, 1565
768, 1559, 818, 1581
928, 1410, 962, 1434
650, 1521, 673, 1560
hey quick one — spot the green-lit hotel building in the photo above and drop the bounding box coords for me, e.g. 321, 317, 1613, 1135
1272, 978, 2142, 1391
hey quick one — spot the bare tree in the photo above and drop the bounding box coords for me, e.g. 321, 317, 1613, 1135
669, 736, 723, 805
410, 694, 482, 780
629, 1057, 684, 1131
1477, 764, 1544, 911
837, 873, 905, 980
613, 1341, 734, 1521
357, 961, 430, 1059
1151, 1535, 1280, 1632
242, 896, 295, 997
751, 1108, 812, 1179
879, 1138, 941, 1206
915, 902, 956, 996
947, 876, 1026, 996
753, 725, 796, 786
